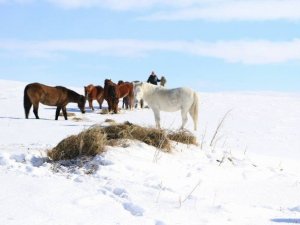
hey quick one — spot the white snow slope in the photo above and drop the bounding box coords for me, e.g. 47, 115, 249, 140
0, 79, 299, 225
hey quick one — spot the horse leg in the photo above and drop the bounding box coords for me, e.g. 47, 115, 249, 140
99, 95, 104, 109
97, 99, 101, 110
33, 103, 39, 119
181, 109, 189, 130
152, 108, 161, 129
129, 96, 134, 110
122, 98, 125, 109
89, 99, 94, 111
113, 99, 119, 114
55, 107, 61, 120
140, 99, 144, 109
62, 106, 68, 120
107, 100, 111, 112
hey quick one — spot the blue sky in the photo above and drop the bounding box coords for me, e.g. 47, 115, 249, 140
0, 0, 300, 92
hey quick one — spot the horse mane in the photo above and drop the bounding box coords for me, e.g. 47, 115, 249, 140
56, 86, 83, 102
141, 82, 161, 94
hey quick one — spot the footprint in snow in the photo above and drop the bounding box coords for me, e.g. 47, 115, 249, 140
155, 220, 166, 225
113, 187, 128, 199
123, 202, 144, 216
0, 153, 9, 166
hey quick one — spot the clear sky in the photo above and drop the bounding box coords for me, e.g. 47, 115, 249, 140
0, 0, 300, 92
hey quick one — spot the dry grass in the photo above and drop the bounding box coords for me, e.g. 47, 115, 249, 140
99, 108, 109, 114
59, 112, 76, 117
168, 130, 197, 145
103, 121, 171, 151
47, 127, 107, 161
47, 121, 197, 161
72, 117, 84, 122
104, 118, 116, 123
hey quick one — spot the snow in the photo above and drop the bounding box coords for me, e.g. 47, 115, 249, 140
0, 79, 299, 225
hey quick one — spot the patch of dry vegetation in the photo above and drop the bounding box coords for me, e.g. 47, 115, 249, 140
59, 112, 76, 117
168, 130, 197, 145
48, 127, 107, 161
47, 121, 197, 161
72, 117, 84, 122
103, 121, 171, 151
99, 108, 109, 114
104, 118, 116, 123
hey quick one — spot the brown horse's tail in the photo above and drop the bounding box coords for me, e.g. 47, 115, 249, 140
24, 85, 32, 119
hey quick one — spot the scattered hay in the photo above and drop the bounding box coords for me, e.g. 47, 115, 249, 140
59, 112, 76, 117
168, 130, 197, 145
104, 118, 116, 123
47, 127, 107, 161
99, 108, 109, 114
103, 121, 171, 151
48, 122, 197, 161
72, 117, 83, 122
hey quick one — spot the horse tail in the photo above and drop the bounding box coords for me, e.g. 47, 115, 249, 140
189, 91, 199, 131
24, 84, 32, 119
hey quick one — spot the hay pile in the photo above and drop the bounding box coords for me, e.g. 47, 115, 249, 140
103, 121, 171, 151
48, 121, 197, 161
48, 127, 107, 161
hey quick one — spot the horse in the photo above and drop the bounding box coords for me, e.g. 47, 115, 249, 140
104, 79, 119, 114
117, 80, 134, 110
84, 84, 104, 110
133, 82, 199, 130
132, 80, 144, 109
24, 82, 86, 120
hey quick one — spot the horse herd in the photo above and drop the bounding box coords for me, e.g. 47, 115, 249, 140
23, 79, 199, 130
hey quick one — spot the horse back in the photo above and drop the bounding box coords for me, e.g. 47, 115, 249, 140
25, 83, 66, 106
95, 86, 104, 97
148, 87, 195, 112
118, 82, 133, 98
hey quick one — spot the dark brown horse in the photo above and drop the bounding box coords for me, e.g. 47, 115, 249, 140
24, 82, 86, 120
117, 80, 134, 110
104, 79, 119, 114
84, 84, 104, 110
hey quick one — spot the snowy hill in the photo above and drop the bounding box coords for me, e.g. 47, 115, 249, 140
0, 79, 299, 225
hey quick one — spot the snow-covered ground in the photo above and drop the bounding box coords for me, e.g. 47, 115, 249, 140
0, 79, 299, 225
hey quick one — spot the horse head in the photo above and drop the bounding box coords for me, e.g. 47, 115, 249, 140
78, 95, 86, 114
133, 82, 144, 101
84, 84, 94, 98
104, 79, 112, 86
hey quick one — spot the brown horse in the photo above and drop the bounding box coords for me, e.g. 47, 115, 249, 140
24, 82, 86, 120
84, 84, 104, 110
104, 79, 119, 114
117, 80, 134, 110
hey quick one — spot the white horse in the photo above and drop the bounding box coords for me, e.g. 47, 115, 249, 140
134, 82, 199, 130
